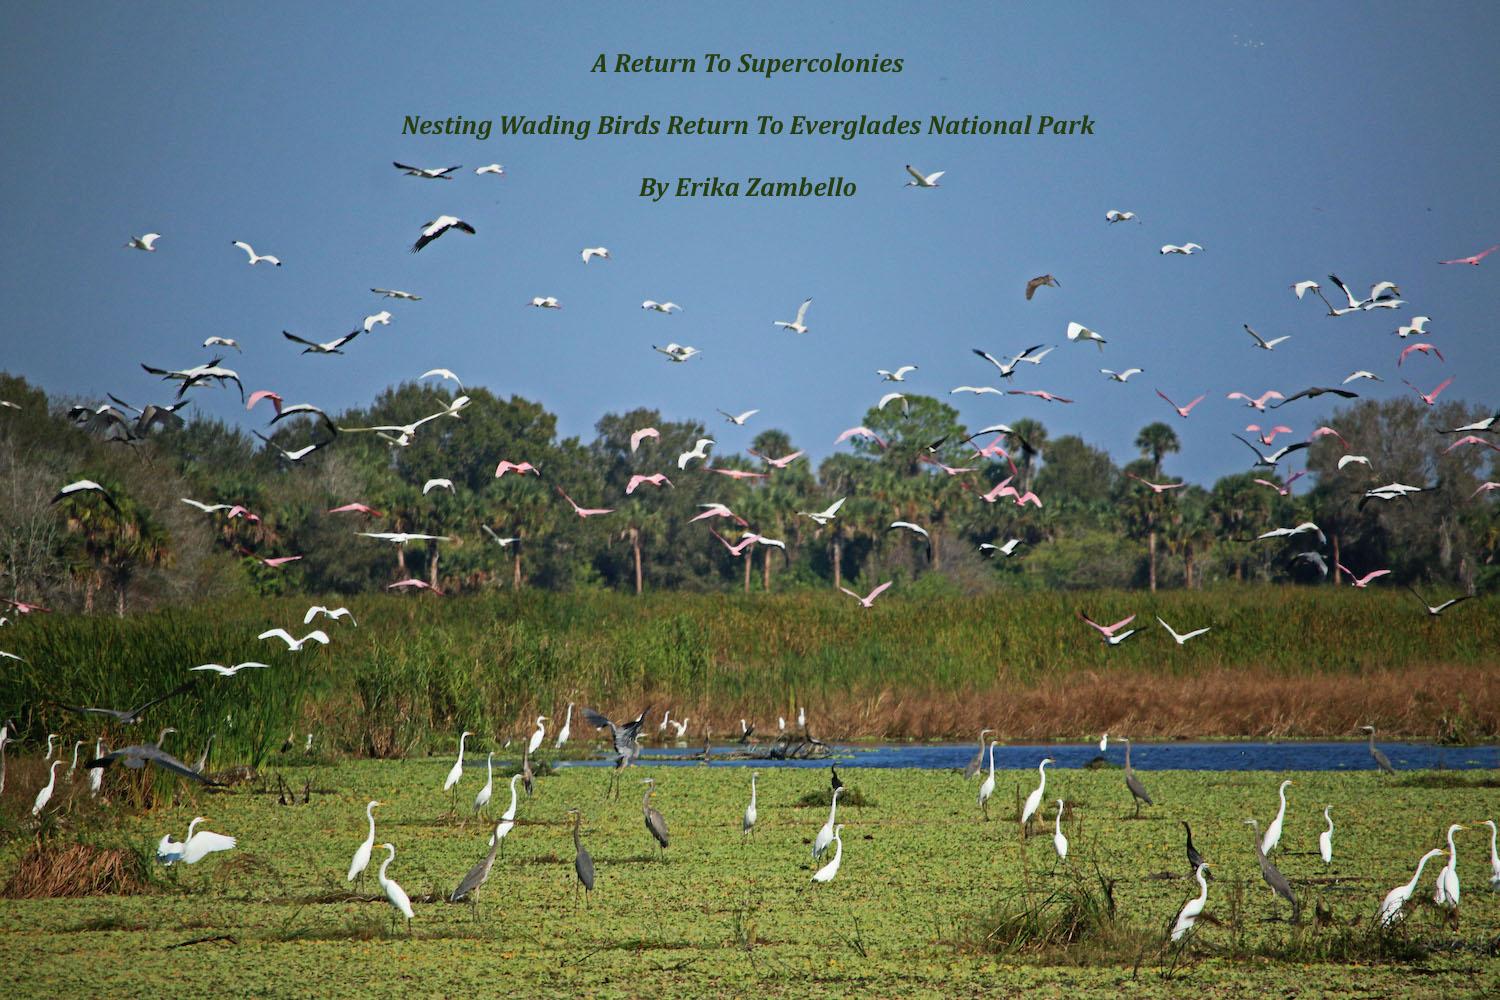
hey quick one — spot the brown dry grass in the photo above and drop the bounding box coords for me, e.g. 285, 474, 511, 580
2, 840, 150, 899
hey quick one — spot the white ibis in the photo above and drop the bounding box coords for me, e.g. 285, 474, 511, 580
125, 233, 161, 251
773, 298, 813, 334
904, 165, 944, 187
231, 241, 281, 266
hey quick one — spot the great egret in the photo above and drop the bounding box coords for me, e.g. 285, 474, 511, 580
66, 740, 86, 780
473, 752, 495, 815
641, 778, 669, 855
88, 738, 104, 797
180, 817, 236, 864
377, 843, 414, 931
32, 761, 62, 817
1053, 801, 1069, 860
1171, 864, 1211, 941
1261, 780, 1293, 854
1379, 849, 1445, 926
977, 740, 1000, 820
555, 704, 573, 749
812, 825, 845, 883
489, 775, 523, 854
231, 240, 280, 266
347, 801, 381, 886
1021, 758, 1054, 834
1319, 806, 1334, 865
813, 786, 844, 859
527, 716, 547, 756
743, 770, 759, 836
444, 731, 473, 808
773, 298, 812, 334
1434, 823, 1463, 909
1482, 820, 1500, 889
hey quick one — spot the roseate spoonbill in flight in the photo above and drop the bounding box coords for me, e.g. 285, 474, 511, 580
247, 390, 284, 415
1246, 424, 1294, 446
1439, 244, 1498, 265
1008, 388, 1073, 403
625, 473, 672, 494
630, 427, 659, 452
388, 579, 443, 594
1336, 564, 1390, 588
1125, 472, 1185, 494
1227, 390, 1284, 411
839, 581, 892, 608
835, 426, 887, 448
1252, 471, 1306, 496
1080, 612, 1135, 638
327, 502, 383, 516
690, 503, 747, 526
1403, 377, 1453, 405
495, 461, 541, 477
556, 488, 614, 518
1156, 390, 1206, 418
748, 448, 804, 469
1398, 342, 1444, 366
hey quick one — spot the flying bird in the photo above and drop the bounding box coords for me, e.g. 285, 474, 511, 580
839, 581, 892, 608
363, 311, 392, 332
1257, 521, 1325, 544
125, 233, 161, 251
580, 247, 611, 263
1157, 616, 1210, 645
653, 343, 699, 362
1342, 370, 1381, 384
304, 605, 357, 626
1066, 322, 1107, 351
556, 487, 614, 518
1105, 210, 1136, 223
625, 473, 673, 495
1008, 389, 1073, 404
717, 408, 760, 426
980, 538, 1022, 557
877, 365, 918, 381
372, 288, 422, 300
327, 502, 383, 516
972, 344, 1053, 378
55, 679, 197, 725
748, 448, 804, 469
1438, 244, 1498, 265
773, 298, 813, 334
904, 164, 944, 187
1406, 586, 1473, 617
388, 579, 443, 594
834, 426, 887, 448
1101, 368, 1143, 382
190, 662, 270, 677
1403, 377, 1453, 405
420, 368, 463, 389
641, 300, 681, 313
1395, 316, 1431, 338
283, 330, 360, 355
51, 480, 120, 513
526, 296, 562, 309
1337, 564, 1390, 589
495, 460, 541, 477
1156, 390, 1207, 419
203, 336, 240, 351
1160, 243, 1204, 255
629, 427, 659, 452
1025, 274, 1060, 300
1274, 386, 1360, 407
258, 628, 330, 651
799, 498, 845, 525
393, 161, 461, 179
677, 438, 714, 469
1242, 324, 1289, 350
231, 240, 281, 266
1397, 342, 1444, 366
410, 215, 476, 252
1226, 390, 1285, 411
474, 164, 504, 176
422, 479, 455, 495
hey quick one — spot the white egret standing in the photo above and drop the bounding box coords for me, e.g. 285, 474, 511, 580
1319, 806, 1334, 865
1020, 758, 1054, 835
1053, 801, 1069, 860
377, 843, 414, 932
32, 761, 62, 817
813, 786, 844, 859
1171, 864, 1211, 941
45, 733, 58, 760
1380, 849, 1445, 926
0, 723, 10, 794
489, 774, 522, 855
1434, 823, 1463, 910
1261, 780, 1292, 855
89, 737, 106, 795
977, 740, 999, 820
555, 703, 573, 749
743, 770, 759, 836
347, 800, 380, 886
527, 716, 547, 756
67, 740, 86, 780
443, 730, 473, 810
811, 825, 844, 883
1484, 820, 1500, 889
473, 752, 495, 815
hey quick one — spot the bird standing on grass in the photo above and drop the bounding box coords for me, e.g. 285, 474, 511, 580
443, 731, 473, 809
814, 786, 844, 859
377, 843, 414, 932
1122, 739, 1154, 818
1171, 864, 1211, 941
569, 809, 595, 904
977, 740, 1000, 821
1261, 780, 1292, 854
1319, 806, 1335, 865
743, 771, 759, 836
1053, 801, 1069, 860
642, 778, 670, 855
964, 728, 994, 780
1244, 818, 1299, 923
1380, 849, 1446, 926
1021, 757, 1053, 835
812, 825, 844, 883
347, 800, 380, 888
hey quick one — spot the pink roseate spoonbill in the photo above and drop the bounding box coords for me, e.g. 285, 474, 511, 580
1397, 342, 1444, 366
1471, 482, 1499, 499
1246, 424, 1294, 446
1155, 390, 1206, 419
327, 502, 384, 516
920, 456, 976, 476
772, 297, 812, 334
1242, 324, 1290, 351
748, 449, 805, 469
1007, 389, 1073, 403
1126, 472, 1186, 494
839, 581, 893, 608
1, 598, 50, 615
710, 530, 756, 556
495, 460, 541, 478
629, 427, 659, 452
388, 578, 444, 594
1337, 564, 1390, 589
251, 553, 302, 568
1310, 426, 1348, 448
246, 390, 284, 415
691, 503, 748, 526
556, 488, 614, 518
1439, 244, 1499, 265
1014, 490, 1042, 508
226, 505, 260, 523
708, 467, 768, 481
1227, 390, 1284, 411
981, 478, 1016, 503
1406, 585, 1474, 617
1253, 471, 1306, 496
1443, 436, 1500, 455
1403, 377, 1453, 405
834, 426, 887, 449
410, 215, 476, 252
625, 473, 673, 495
1080, 612, 1136, 638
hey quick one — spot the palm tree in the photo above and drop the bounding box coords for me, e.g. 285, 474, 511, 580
1133, 422, 1181, 591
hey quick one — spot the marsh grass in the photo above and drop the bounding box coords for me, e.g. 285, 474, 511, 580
2, 839, 150, 898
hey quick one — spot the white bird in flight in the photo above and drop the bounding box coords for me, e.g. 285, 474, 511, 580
231, 241, 281, 266
580, 247, 611, 263
420, 369, 463, 390
1242, 324, 1289, 350
203, 336, 240, 351
653, 343, 699, 363
257, 628, 330, 651
189, 661, 271, 677
799, 497, 845, 525
126, 232, 161, 251
1101, 368, 1143, 382
394, 161, 461, 179
677, 438, 715, 469
372, 288, 421, 301
527, 296, 562, 309
474, 164, 505, 176
878, 365, 917, 381
1157, 616, 1211, 645
422, 479, 455, 495
773, 298, 813, 334
363, 311, 392, 332
304, 605, 357, 626
1066, 322, 1107, 351
904, 165, 944, 187
1160, 243, 1204, 255
717, 408, 760, 426
410, 215, 476, 253
641, 300, 681, 313
1105, 210, 1136, 223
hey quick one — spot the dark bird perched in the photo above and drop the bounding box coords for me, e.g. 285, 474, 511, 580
1360, 725, 1396, 774
830, 762, 844, 795
568, 809, 595, 904
964, 728, 994, 780
1406, 586, 1473, 618
1182, 821, 1214, 880
1231, 433, 1309, 469
641, 778, 669, 855
1245, 817, 1300, 923
1270, 386, 1359, 408
55, 679, 196, 725
1122, 738, 1154, 818
582, 705, 650, 799
85, 743, 221, 785
1025, 274, 1060, 300
450, 826, 500, 907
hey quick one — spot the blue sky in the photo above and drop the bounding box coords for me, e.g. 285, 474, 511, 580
2, 1, 1496, 485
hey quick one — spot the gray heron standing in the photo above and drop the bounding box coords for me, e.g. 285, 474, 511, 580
582, 705, 649, 799
1244, 818, 1300, 923
568, 809, 595, 904
641, 778, 669, 856
963, 728, 994, 780
1360, 725, 1396, 774
450, 824, 501, 912
1121, 738, 1154, 818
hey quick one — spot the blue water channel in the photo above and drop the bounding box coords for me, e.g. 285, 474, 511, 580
554, 741, 1500, 773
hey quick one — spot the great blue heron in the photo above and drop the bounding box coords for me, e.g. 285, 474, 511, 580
450, 825, 501, 910
743, 771, 758, 836
54, 678, 196, 725
641, 778, 669, 855
347, 800, 381, 890
1182, 821, 1213, 880
1122, 738, 1154, 818
1170, 864, 1210, 941
1360, 726, 1396, 774
1379, 849, 1445, 926
963, 728, 994, 780
521, 746, 535, 799
85, 742, 221, 785
377, 843, 414, 933
1261, 780, 1292, 854
583, 705, 649, 799
1244, 818, 1299, 923
568, 809, 595, 904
